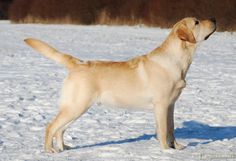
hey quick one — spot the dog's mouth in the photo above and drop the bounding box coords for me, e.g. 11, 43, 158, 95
204, 27, 216, 40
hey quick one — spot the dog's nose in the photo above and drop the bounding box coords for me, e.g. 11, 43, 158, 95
210, 17, 216, 24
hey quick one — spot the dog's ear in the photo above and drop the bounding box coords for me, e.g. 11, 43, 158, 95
176, 25, 196, 43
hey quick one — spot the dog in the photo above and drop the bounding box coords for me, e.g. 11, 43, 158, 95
24, 17, 216, 153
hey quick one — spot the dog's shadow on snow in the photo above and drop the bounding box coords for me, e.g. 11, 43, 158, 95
175, 121, 236, 146
71, 121, 236, 149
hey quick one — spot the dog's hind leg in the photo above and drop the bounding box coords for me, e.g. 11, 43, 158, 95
45, 100, 91, 153
45, 82, 95, 152
44, 72, 97, 153
55, 120, 74, 152
45, 108, 73, 153
45, 107, 76, 153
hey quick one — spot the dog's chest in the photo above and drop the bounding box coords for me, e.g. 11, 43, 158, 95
169, 79, 186, 102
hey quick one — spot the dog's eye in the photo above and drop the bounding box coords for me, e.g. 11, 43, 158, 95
195, 20, 199, 25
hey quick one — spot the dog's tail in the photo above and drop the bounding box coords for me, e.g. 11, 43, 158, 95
24, 38, 80, 69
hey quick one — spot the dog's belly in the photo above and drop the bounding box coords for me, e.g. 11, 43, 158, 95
98, 91, 153, 109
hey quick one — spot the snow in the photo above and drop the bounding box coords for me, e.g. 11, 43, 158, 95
0, 21, 236, 161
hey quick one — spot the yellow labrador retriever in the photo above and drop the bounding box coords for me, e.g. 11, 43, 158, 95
24, 17, 216, 153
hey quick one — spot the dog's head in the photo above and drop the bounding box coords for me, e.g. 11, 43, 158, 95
173, 17, 216, 44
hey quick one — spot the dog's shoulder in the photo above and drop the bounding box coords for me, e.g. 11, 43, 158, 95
128, 55, 148, 69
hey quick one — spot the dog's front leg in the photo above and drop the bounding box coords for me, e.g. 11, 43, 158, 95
168, 104, 185, 150
154, 102, 170, 149
168, 104, 175, 147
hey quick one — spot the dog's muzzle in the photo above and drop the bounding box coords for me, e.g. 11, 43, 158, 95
204, 18, 217, 40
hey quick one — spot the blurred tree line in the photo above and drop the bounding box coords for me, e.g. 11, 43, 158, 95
1, 0, 236, 31
0, 0, 12, 19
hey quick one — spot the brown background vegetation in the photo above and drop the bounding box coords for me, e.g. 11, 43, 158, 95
3, 0, 236, 31
0, 0, 12, 19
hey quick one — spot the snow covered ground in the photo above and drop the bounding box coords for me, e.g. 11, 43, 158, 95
0, 21, 236, 161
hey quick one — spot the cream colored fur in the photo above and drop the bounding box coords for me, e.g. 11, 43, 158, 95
24, 17, 216, 153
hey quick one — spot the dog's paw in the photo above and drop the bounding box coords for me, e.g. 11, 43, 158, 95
174, 141, 186, 150
58, 144, 72, 152
161, 148, 175, 153
45, 147, 60, 153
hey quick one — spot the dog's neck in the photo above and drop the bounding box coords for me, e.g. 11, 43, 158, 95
148, 35, 197, 79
